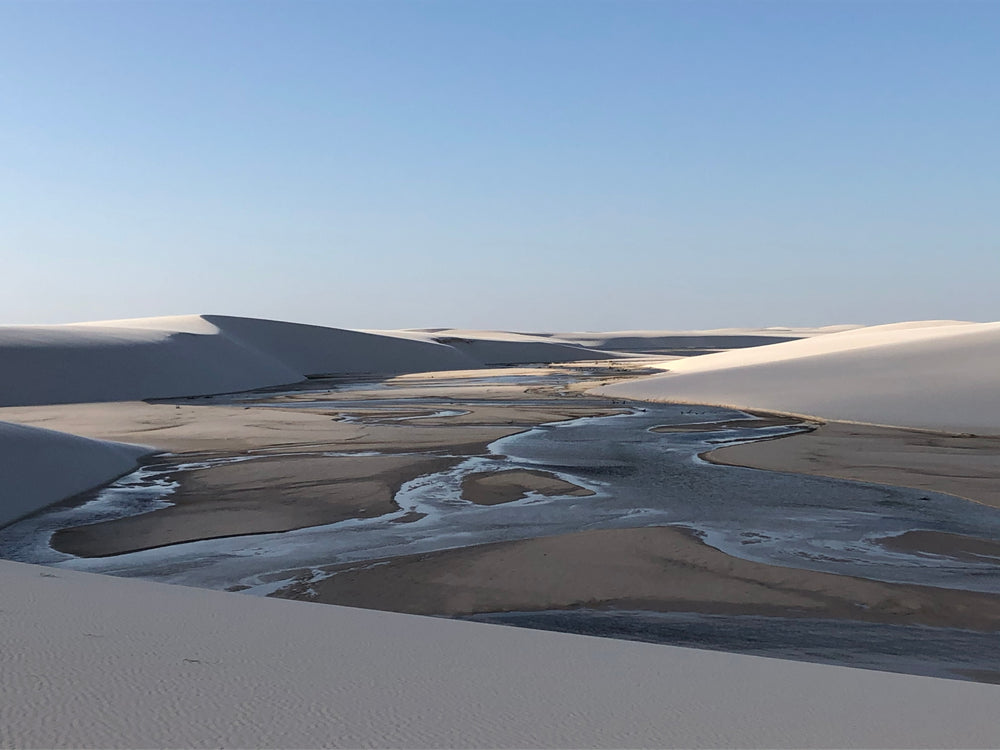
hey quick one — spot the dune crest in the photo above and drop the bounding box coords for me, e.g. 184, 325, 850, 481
0, 314, 617, 407
596, 320, 1000, 434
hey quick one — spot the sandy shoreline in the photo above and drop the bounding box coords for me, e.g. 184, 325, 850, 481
10, 368, 626, 558
880, 529, 1000, 563
594, 320, 1000, 435
704, 419, 1000, 509
651, 411, 808, 433
461, 469, 595, 505
10, 368, 1000, 635
4, 316, 1000, 746
273, 525, 1000, 634
52, 453, 461, 557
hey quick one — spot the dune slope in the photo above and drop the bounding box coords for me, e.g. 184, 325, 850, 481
3, 558, 999, 749
0, 315, 616, 407
375, 328, 623, 364
0, 321, 302, 406
597, 321, 1000, 434
0, 422, 152, 527
3, 316, 1000, 746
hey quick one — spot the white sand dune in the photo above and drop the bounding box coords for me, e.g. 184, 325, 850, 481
0, 315, 618, 407
552, 324, 866, 351
3, 557, 998, 749
4, 418, 999, 745
597, 320, 1000, 434
0, 319, 302, 406
0, 422, 151, 527
557, 330, 804, 353
4, 315, 1000, 746
0, 314, 618, 524
401, 325, 860, 356
374, 327, 625, 363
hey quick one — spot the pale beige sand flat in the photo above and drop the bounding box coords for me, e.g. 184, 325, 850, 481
51, 454, 459, 557
14, 385, 618, 557
705, 421, 1000, 509
879, 530, 1000, 563
275, 526, 1000, 632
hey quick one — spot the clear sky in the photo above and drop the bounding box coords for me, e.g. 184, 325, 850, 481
2, 0, 998, 330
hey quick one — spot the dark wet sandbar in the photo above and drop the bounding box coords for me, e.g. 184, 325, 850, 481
272, 526, 1000, 632
53, 454, 458, 557
879, 530, 1000, 563
461, 469, 595, 505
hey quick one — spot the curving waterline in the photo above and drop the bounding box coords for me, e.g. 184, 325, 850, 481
3, 401, 1000, 601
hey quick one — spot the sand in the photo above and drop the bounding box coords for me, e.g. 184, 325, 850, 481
5, 558, 1000, 749
594, 320, 1000, 534
426, 326, 862, 356
596, 320, 1000, 434
0, 400, 585, 454
373, 328, 630, 364
4, 316, 1000, 747
0, 314, 623, 407
0, 421, 152, 527
461, 469, 595, 505
275, 525, 1000, 632
651, 412, 808, 432
878, 529, 1000, 563
705, 420, 1000, 509
9, 371, 623, 557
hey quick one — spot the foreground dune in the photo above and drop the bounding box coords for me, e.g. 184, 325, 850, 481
597, 320, 1000, 434
3, 557, 999, 749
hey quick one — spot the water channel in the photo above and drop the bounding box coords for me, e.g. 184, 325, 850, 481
2, 371, 999, 681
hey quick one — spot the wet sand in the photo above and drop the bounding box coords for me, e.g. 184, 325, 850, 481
0, 401, 618, 454
651, 412, 810, 433
705, 420, 1000, 509
53, 454, 460, 557
22, 368, 625, 558
879, 530, 1000, 563
273, 525, 1000, 632
461, 469, 595, 505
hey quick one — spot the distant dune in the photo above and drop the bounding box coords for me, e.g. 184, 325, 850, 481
550, 324, 862, 353
0, 314, 617, 523
3, 315, 843, 409
374, 327, 635, 365
597, 320, 1000, 435
0, 314, 818, 525
3, 556, 999, 749
0, 315, 618, 407
404, 325, 848, 356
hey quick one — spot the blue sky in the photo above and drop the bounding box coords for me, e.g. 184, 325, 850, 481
2, 0, 998, 330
